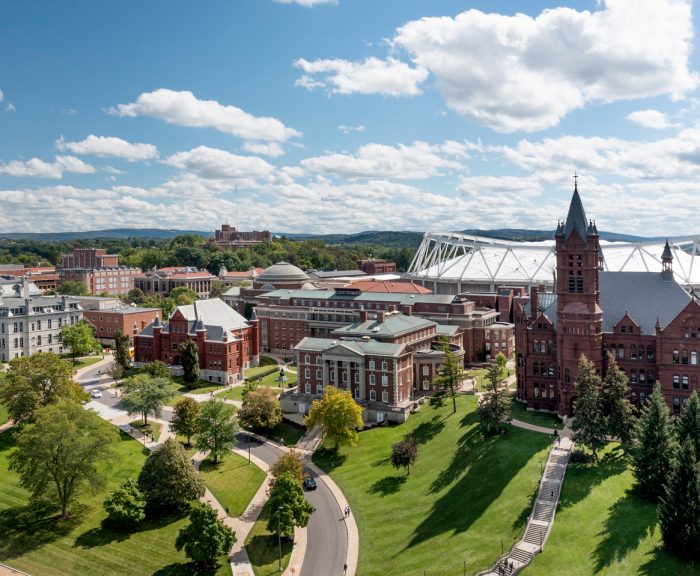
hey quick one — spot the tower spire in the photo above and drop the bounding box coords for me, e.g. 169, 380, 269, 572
563, 178, 588, 245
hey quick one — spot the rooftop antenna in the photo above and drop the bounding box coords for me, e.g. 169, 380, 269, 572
235, 184, 238, 228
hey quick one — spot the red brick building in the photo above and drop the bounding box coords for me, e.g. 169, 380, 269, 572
515, 185, 697, 417
134, 298, 259, 384
212, 224, 271, 248
357, 259, 397, 275
134, 267, 216, 298
84, 306, 162, 343
59, 248, 140, 296
284, 310, 464, 422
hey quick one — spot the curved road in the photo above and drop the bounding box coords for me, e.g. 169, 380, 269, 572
235, 434, 348, 576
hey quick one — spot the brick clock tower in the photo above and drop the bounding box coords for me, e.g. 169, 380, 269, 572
555, 181, 604, 415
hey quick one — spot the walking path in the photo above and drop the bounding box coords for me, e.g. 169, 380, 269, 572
477, 433, 573, 576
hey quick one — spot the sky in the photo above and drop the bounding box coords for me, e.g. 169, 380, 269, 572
2, 0, 700, 236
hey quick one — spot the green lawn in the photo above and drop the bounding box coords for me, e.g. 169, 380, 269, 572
467, 367, 513, 390
0, 403, 8, 426
509, 396, 564, 430
128, 420, 163, 441
258, 420, 305, 447
525, 444, 700, 576
245, 502, 292, 576
199, 452, 266, 517
219, 384, 284, 403
244, 365, 279, 380
0, 428, 231, 576
164, 380, 225, 406
314, 395, 551, 576
72, 356, 103, 371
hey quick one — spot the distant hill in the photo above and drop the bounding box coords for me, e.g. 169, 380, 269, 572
460, 229, 652, 243
0, 229, 213, 241
282, 230, 425, 249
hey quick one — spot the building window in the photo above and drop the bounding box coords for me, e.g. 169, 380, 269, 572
630, 369, 637, 384
316, 384, 323, 396
682, 374, 689, 390
673, 349, 680, 364
673, 397, 681, 415
316, 369, 322, 380
382, 390, 388, 403
304, 354, 310, 364
381, 375, 388, 387
305, 383, 311, 394
673, 374, 680, 389
423, 379, 430, 391
354, 372, 359, 383
354, 387, 360, 399
564, 368, 570, 384
369, 374, 375, 385
682, 349, 689, 365
381, 360, 388, 371
617, 344, 624, 359
369, 360, 375, 370
304, 368, 310, 378
369, 389, 376, 401
692, 351, 698, 366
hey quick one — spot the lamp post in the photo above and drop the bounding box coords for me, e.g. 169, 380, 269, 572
277, 507, 283, 572
247, 431, 251, 464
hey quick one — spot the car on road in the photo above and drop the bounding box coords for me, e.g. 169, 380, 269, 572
90, 389, 102, 399
303, 476, 317, 490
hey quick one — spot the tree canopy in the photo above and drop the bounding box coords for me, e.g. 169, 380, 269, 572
238, 386, 283, 433
266, 472, 315, 538
171, 396, 201, 446
0, 352, 87, 424
391, 436, 418, 475
61, 320, 101, 362
602, 353, 636, 446
270, 450, 305, 485
103, 479, 146, 528
477, 361, 511, 435
305, 386, 364, 450
677, 390, 700, 461
121, 374, 172, 425
571, 355, 607, 459
196, 399, 238, 464
10, 402, 116, 518
114, 330, 131, 370
179, 339, 200, 386
176, 502, 236, 569
434, 340, 466, 414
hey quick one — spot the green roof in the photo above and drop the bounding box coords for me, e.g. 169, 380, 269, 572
294, 337, 405, 357
332, 313, 434, 338
261, 288, 454, 305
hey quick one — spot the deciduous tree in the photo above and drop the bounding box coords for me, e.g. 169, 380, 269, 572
171, 396, 200, 446
142, 360, 171, 379
57, 280, 88, 296
391, 436, 418, 475
179, 339, 200, 386
138, 437, 205, 512
196, 399, 238, 464
104, 479, 146, 528
238, 386, 283, 433
571, 355, 607, 459
434, 340, 465, 414
632, 384, 678, 501
10, 403, 115, 518
121, 374, 172, 425
270, 450, 304, 485
170, 286, 198, 306
0, 352, 86, 424
658, 439, 700, 561
305, 386, 363, 450
61, 320, 101, 363
114, 330, 131, 370
266, 472, 314, 538
176, 502, 236, 569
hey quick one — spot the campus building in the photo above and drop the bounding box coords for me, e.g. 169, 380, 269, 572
134, 298, 259, 384
357, 259, 397, 275
283, 310, 465, 422
59, 248, 140, 296
134, 267, 217, 298
84, 306, 162, 344
515, 185, 699, 417
0, 278, 83, 361
212, 224, 271, 248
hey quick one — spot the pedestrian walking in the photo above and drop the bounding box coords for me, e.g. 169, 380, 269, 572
343, 562, 347, 574
347, 505, 351, 517
551, 490, 554, 498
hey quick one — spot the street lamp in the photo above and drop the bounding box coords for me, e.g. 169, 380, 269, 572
277, 507, 283, 572
247, 431, 251, 464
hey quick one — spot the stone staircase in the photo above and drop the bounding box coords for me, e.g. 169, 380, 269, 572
477, 436, 573, 576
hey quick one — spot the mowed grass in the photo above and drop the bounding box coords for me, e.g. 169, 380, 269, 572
219, 384, 284, 403
199, 452, 266, 517
525, 444, 700, 576
245, 502, 293, 576
0, 428, 232, 576
467, 367, 513, 391
259, 420, 305, 447
509, 396, 564, 430
313, 395, 551, 576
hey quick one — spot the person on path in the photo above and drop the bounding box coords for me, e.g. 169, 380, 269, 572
343, 562, 347, 574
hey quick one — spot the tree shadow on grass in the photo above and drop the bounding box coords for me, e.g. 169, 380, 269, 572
312, 446, 347, 473
592, 491, 658, 572
246, 533, 293, 576
405, 425, 551, 552
411, 415, 446, 445
512, 484, 540, 531
638, 546, 700, 576
559, 447, 628, 511
0, 500, 87, 559
152, 561, 220, 576
74, 511, 187, 549
368, 475, 407, 497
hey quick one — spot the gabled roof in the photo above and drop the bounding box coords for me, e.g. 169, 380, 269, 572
294, 336, 405, 357
331, 313, 435, 338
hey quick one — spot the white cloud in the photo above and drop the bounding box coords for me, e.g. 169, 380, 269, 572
164, 145, 276, 181
626, 109, 674, 129
294, 57, 428, 96
0, 156, 95, 179
338, 124, 366, 134
242, 142, 285, 158
301, 141, 467, 180
5, 103, 15, 113
273, 0, 337, 6
0, 90, 3, 102
109, 89, 301, 142
457, 175, 544, 198
56, 135, 159, 162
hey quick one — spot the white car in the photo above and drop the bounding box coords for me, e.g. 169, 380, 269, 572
90, 389, 102, 399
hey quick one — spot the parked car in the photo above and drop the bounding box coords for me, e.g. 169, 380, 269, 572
90, 389, 102, 399
303, 476, 317, 491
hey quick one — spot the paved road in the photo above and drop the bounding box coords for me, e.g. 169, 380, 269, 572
236, 434, 348, 576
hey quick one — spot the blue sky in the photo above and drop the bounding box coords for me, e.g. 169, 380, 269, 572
2, 0, 700, 235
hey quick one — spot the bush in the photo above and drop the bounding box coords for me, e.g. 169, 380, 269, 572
104, 479, 146, 528
142, 360, 171, 379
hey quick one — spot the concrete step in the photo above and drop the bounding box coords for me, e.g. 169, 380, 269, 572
540, 480, 561, 500
532, 501, 555, 521
509, 547, 532, 565
545, 464, 565, 480
524, 523, 548, 546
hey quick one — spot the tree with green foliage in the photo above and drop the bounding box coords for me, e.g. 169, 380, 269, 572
571, 355, 607, 460
632, 384, 678, 501
179, 339, 200, 386
142, 295, 176, 318
114, 329, 131, 370
658, 439, 700, 561
238, 386, 283, 433
0, 352, 87, 424
434, 340, 466, 414
171, 396, 201, 446
266, 472, 315, 538
104, 479, 146, 528
170, 286, 198, 306
305, 386, 364, 450
270, 450, 304, 485
209, 281, 230, 299
10, 403, 115, 518
121, 374, 172, 425
126, 287, 146, 305
142, 360, 171, 379
677, 391, 700, 461
138, 437, 205, 512
477, 362, 512, 435
57, 280, 88, 296
602, 353, 636, 446
176, 502, 236, 569
495, 351, 508, 369
196, 399, 238, 464
61, 320, 101, 363
391, 436, 418, 475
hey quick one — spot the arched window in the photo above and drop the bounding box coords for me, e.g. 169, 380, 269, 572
682, 374, 689, 390
517, 354, 524, 368
673, 349, 680, 364
630, 345, 637, 360
548, 363, 555, 377
682, 349, 689, 365
647, 346, 655, 361
639, 369, 646, 383
533, 340, 539, 354
648, 370, 655, 384
547, 340, 554, 354
568, 271, 575, 293
673, 374, 680, 389
618, 344, 625, 359
533, 362, 540, 376
540, 340, 547, 354
564, 368, 570, 383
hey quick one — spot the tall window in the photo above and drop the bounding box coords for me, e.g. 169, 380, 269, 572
576, 271, 583, 292
382, 390, 388, 403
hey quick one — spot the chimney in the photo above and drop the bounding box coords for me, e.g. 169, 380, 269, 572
530, 285, 539, 319
360, 309, 369, 322
377, 311, 386, 323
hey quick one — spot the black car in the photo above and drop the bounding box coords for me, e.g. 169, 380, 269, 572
303, 476, 317, 490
